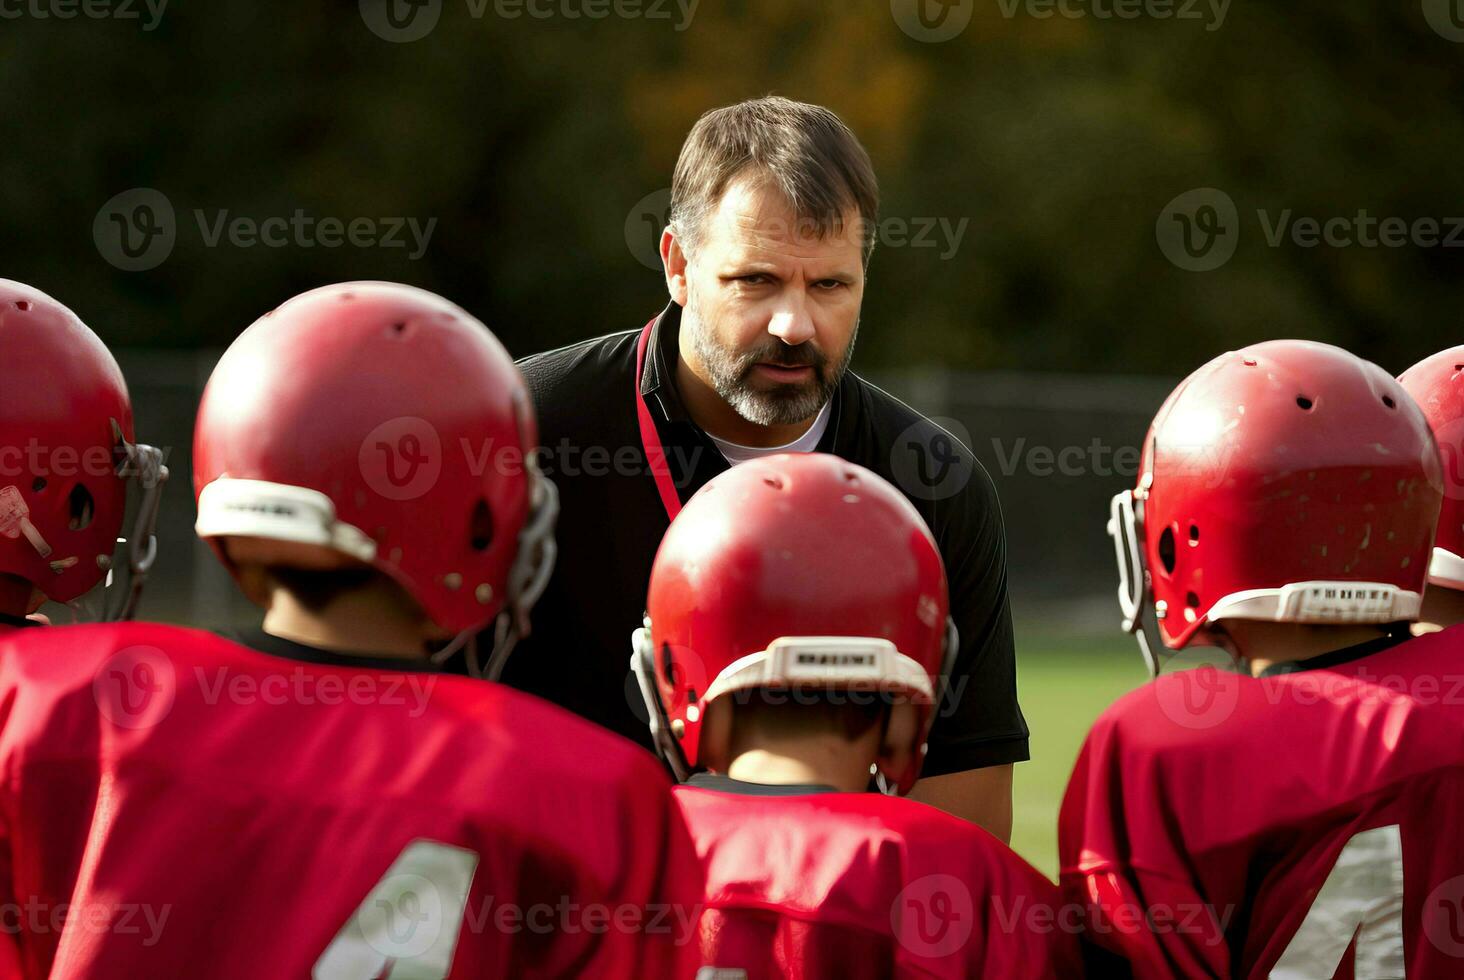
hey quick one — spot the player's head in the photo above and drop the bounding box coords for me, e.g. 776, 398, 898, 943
193, 281, 556, 675
0, 279, 167, 622
1109, 340, 1441, 675
632, 452, 953, 795
1398, 346, 1464, 630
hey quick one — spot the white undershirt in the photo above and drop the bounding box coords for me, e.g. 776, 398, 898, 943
707, 400, 833, 466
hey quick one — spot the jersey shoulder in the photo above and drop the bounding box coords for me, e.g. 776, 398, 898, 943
515, 329, 638, 427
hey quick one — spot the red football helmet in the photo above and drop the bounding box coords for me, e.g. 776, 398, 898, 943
1398, 346, 1464, 589
1110, 340, 1441, 675
632, 453, 954, 795
0, 279, 166, 617
193, 282, 556, 675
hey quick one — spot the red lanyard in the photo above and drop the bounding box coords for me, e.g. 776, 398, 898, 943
635, 320, 683, 521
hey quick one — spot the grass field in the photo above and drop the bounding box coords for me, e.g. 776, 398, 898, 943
1007, 631, 1149, 880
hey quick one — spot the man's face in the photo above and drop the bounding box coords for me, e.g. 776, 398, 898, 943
675, 176, 866, 427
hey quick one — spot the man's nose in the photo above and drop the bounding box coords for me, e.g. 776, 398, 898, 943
767, 297, 816, 346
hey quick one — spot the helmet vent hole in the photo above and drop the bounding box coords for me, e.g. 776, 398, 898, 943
660, 644, 676, 685
67, 484, 95, 531
14, 301, 29, 312
1296, 396, 1314, 411
1382, 395, 1396, 410
1188, 524, 1200, 545
469, 499, 493, 551
31, 477, 46, 493
763, 477, 783, 490
1186, 591, 1200, 608
1158, 527, 1177, 574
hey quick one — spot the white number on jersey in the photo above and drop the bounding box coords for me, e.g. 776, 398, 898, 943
314, 839, 480, 979
1271, 824, 1405, 979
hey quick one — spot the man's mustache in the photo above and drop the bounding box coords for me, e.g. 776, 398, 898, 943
737, 342, 827, 374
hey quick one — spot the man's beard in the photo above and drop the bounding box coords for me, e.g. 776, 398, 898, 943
685, 295, 857, 428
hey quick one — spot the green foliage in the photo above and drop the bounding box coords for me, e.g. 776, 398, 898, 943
1, 0, 1460, 374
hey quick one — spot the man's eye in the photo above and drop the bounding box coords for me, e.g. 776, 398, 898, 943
815, 280, 846, 290
736, 274, 770, 285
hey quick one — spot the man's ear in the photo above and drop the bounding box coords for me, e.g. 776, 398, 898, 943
877, 702, 920, 785
662, 228, 689, 307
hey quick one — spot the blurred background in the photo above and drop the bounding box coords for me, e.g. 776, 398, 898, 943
5, 0, 1461, 874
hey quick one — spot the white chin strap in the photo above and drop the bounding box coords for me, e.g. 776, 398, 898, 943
1429, 548, 1464, 591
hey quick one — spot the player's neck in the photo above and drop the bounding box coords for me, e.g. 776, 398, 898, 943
262, 586, 434, 661
724, 741, 875, 793
1414, 584, 1464, 635
675, 338, 816, 448
1219, 620, 1392, 677
0, 575, 36, 620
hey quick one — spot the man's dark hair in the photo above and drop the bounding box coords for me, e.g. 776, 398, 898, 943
670, 95, 881, 264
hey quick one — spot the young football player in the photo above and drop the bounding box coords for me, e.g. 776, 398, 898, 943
633, 451, 1077, 979
1062, 339, 1462, 977
0, 279, 165, 631
1399, 345, 1464, 633
0, 282, 702, 978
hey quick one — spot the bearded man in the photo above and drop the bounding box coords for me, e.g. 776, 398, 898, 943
507, 96, 1027, 837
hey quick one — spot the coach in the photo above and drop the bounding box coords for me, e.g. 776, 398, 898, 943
505, 96, 1027, 838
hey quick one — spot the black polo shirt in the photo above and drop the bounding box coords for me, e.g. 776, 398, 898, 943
504, 303, 1029, 776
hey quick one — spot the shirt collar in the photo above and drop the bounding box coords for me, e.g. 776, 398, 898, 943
685, 772, 841, 797
1256, 624, 1413, 677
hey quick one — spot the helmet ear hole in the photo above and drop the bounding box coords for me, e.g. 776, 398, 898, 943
68, 484, 95, 531
1158, 526, 1178, 574
468, 499, 493, 551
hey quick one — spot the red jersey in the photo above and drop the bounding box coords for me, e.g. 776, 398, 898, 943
0, 622, 703, 978
1060, 627, 1464, 978
674, 775, 1077, 978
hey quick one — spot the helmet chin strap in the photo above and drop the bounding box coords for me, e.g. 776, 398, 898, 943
435, 467, 559, 682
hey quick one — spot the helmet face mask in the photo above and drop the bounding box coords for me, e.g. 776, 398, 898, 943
1113, 340, 1442, 675
631, 453, 953, 795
